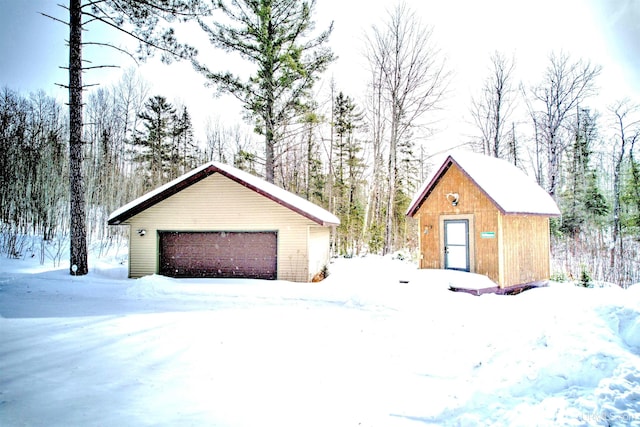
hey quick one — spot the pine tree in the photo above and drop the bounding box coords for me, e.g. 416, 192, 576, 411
333, 92, 354, 200
394, 134, 419, 247
132, 95, 177, 188
55, 0, 207, 276
332, 92, 364, 255
68, 0, 88, 275
193, 0, 335, 183
171, 105, 198, 178
300, 106, 325, 205
234, 150, 259, 174
560, 107, 608, 235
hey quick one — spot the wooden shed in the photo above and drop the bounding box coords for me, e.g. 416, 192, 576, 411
406, 151, 561, 290
108, 162, 339, 282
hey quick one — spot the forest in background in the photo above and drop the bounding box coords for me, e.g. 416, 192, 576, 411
1, 1, 639, 287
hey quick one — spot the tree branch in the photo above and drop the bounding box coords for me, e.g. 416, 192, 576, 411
83, 41, 139, 65
82, 10, 192, 61
40, 12, 69, 26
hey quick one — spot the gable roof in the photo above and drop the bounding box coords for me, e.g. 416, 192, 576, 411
108, 161, 340, 226
406, 151, 561, 217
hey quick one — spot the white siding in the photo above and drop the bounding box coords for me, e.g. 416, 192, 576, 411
124, 173, 322, 281
307, 226, 331, 280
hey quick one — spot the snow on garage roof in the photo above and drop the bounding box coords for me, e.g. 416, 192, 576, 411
108, 161, 340, 226
406, 151, 561, 217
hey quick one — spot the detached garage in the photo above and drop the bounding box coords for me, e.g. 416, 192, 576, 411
108, 162, 339, 282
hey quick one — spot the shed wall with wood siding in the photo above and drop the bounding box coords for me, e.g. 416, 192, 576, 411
123, 173, 317, 281
501, 215, 551, 287
414, 162, 553, 288
417, 164, 502, 283
408, 152, 559, 290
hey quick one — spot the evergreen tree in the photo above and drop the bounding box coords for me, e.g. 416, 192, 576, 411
132, 95, 177, 188
394, 134, 419, 247
68, 0, 87, 275
333, 92, 355, 199
234, 150, 259, 174
193, 0, 335, 183
171, 105, 198, 178
560, 108, 608, 235
622, 137, 640, 230
332, 92, 365, 255
59, 0, 207, 276
300, 106, 325, 205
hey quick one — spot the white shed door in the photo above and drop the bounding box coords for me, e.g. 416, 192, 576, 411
444, 220, 470, 271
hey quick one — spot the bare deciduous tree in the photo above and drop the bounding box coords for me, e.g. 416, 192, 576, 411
470, 51, 516, 160
609, 99, 640, 271
364, 2, 449, 254
530, 52, 601, 197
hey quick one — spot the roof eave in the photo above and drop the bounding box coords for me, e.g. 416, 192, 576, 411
406, 156, 455, 217
214, 167, 339, 226
108, 163, 340, 227
502, 211, 562, 217
107, 164, 217, 225
405, 155, 561, 218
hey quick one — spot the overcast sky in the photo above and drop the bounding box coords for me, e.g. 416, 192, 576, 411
1, 0, 639, 146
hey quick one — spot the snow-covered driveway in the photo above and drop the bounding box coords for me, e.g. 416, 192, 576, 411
1, 255, 639, 426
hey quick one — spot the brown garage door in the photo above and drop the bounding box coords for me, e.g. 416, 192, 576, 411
159, 231, 277, 279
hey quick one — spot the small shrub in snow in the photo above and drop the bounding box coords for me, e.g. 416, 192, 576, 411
579, 265, 593, 288
0, 228, 29, 259
392, 249, 416, 262
550, 271, 568, 283
40, 236, 67, 267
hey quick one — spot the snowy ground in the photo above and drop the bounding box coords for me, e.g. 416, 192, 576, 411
1, 251, 639, 427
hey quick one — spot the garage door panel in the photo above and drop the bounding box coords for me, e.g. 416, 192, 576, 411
159, 231, 277, 279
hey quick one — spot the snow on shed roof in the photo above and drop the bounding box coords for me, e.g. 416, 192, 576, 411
406, 151, 561, 217
108, 161, 340, 226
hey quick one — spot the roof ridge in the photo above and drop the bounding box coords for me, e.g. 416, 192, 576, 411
108, 162, 339, 226
406, 151, 560, 217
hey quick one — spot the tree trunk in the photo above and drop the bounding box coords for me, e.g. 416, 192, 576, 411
384, 115, 399, 255
69, 0, 88, 275
609, 103, 636, 272
265, 124, 275, 183
263, 71, 275, 181
610, 127, 626, 270
547, 131, 560, 198
306, 122, 312, 199
611, 150, 623, 269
